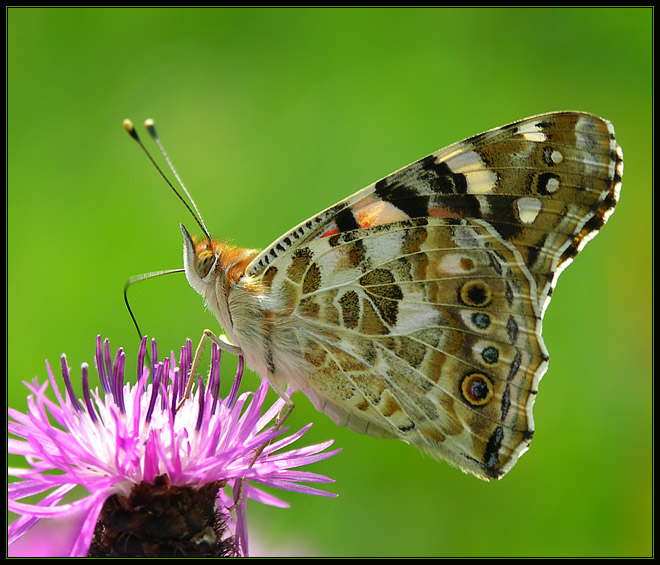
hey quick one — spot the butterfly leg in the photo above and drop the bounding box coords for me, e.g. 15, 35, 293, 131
268, 378, 295, 429
176, 328, 243, 412
182, 331, 296, 512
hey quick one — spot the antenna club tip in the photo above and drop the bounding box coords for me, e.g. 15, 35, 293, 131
144, 119, 157, 139
123, 119, 139, 140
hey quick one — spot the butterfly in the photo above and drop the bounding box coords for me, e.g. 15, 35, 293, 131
135, 112, 623, 480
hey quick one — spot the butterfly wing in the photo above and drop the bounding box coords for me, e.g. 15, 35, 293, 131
249, 112, 622, 312
242, 112, 622, 479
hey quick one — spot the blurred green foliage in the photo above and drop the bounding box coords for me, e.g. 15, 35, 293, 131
8, 7, 651, 557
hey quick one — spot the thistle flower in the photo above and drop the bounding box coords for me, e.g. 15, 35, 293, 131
8, 335, 340, 557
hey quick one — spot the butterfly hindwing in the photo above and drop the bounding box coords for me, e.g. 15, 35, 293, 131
255, 216, 546, 478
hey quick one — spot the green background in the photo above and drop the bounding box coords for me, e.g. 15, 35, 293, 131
7, 7, 652, 557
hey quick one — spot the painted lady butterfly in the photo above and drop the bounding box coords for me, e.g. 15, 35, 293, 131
136, 112, 624, 480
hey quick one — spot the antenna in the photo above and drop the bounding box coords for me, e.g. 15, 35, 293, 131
143, 119, 212, 240
123, 119, 211, 241
124, 269, 184, 340
122, 118, 210, 343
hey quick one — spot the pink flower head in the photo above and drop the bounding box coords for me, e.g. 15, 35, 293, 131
8, 336, 340, 557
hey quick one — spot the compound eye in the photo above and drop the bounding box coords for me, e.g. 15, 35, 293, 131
194, 249, 215, 278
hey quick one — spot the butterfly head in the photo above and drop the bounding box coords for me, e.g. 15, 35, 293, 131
181, 224, 260, 325
181, 224, 221, 294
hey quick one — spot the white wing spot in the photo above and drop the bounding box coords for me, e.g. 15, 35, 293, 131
551, 149, 563, 164
444, 148, 483, 172
516, 197, 542, 224
465, 169, 498, 194
444, 149, 497, 194
546, 176, 560, 193
575, 116, 606, 175
517, 122, 547, 142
